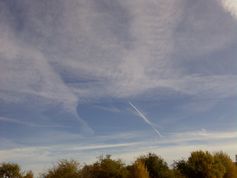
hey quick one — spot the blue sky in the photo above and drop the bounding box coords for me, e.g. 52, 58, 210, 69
0, 0, 237, 174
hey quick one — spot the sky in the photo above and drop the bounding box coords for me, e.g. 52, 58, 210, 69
0, 0, 237, 174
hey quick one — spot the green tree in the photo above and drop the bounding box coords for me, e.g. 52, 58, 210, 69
174, 150, 226, 178
138, 153, 171, 178
188, 151, 214, 178
214, 152, 237, 178
80, 155, 129, 178
0, 162, 23, 178
41, 160, 80, 178
173, 159, 190, 178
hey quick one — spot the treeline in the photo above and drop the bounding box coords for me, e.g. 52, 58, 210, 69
1, 150, 237, 178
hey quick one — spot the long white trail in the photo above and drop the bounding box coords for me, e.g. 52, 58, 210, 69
129, 102, 162, 137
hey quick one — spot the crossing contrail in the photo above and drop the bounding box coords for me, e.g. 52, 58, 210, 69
129, 102, 162, 137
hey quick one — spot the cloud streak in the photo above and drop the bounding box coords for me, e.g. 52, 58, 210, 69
0, 116, 67, 128
1, 129, 237, 175
129, 102, 162, 137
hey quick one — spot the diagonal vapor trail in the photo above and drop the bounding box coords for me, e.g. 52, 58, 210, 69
129, 102, 162, 137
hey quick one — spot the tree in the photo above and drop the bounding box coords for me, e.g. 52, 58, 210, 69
80, 155, 129, 178
0, 162, 22, 178
188, 151, 227, 178
23, 171, 34, 178
171, 169, 186, 178
129, 160, 150, 178
138, 153, 171, 178
174, 150, 226, 178
41, 160, 80, 178
173, 159, 190, 178
214, 152, 237, 178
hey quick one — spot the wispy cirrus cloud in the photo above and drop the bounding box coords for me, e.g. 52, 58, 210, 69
0, 116, 69, 128
1, 129, 237, 175
0, 0, 237, 174
1, 0, 236, 105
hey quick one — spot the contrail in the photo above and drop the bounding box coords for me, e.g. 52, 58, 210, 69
129, 102, 162, 137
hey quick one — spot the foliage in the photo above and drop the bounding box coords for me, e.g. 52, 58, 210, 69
0, 162, 22, 178
129, 160, 150, 178
174, 150, 237, 178
1, 150, 237, 178
214, 152, 237, 178
171, 169, 186, 178
187, 151, 222, 178
41, 160, 80, 178
138, 153, 172, 178
0, 162, 34, 178
80, 155, 129, 178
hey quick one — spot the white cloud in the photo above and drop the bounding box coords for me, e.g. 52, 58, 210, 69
1, 129, 237, 175
0, 1, 236, 175
0, 14, 93, 134
1, 0, 236, 104
165, 75, 237, 98
221, 0, 237, 18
